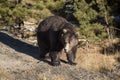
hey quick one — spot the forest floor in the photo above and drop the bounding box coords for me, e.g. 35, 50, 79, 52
0, 31, 120, 80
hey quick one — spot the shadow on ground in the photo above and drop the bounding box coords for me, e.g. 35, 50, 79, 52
0, 31, 68, 65
0, 31, 40, 59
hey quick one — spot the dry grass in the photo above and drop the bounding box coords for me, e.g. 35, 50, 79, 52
37, 69, 65, 80
22, 0, 37, 5
76, 47, 117, 71
61, 38, 120, 72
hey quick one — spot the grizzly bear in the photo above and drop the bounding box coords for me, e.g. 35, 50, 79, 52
36, 16, 79, 66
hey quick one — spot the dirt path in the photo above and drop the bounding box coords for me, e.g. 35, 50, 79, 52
0, 31, 120, 80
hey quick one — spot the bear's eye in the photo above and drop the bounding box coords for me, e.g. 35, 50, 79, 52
65, 37, 70, 43
70, 36, 78, 45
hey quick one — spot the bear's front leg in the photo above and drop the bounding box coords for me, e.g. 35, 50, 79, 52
67, 53, 77, 65
49, 51, 61, 66
66, 47, 77, 65
66, 48, 77, 65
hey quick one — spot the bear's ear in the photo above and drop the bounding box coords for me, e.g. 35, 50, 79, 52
63, 29, 68, 33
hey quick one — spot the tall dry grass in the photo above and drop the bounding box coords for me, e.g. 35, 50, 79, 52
75, 28, 120, 71
61, 37, 120, 72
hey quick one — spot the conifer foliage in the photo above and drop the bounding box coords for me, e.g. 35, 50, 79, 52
0, 0, 120, 40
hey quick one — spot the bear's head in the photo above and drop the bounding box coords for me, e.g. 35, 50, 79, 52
60, 24, 79, 54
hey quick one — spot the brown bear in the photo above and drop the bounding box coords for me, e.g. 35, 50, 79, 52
36, 16, 79, 66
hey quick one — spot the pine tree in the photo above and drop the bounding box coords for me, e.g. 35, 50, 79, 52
72, 0, 110, 40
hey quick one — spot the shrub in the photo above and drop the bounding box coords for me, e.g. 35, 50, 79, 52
72, 0, 110, 41
73, 0, 98, 25
39, 9, 53, 19
12, 6, 26, 18
78, 23, 108, 41
45, 0, 65, 11
35, 1, 45, 10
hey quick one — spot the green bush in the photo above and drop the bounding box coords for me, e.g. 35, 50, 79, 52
78, 23, 108, 41
0, 7, 11, 25
39, 9, 53, 19
12, 6, 26, 18
71, 0, 110, 41
73, 0, 98, 25
0, 0, 118, 41
0, 1, 30, 26
45, 0, 65, 11
35, 1, 45, 10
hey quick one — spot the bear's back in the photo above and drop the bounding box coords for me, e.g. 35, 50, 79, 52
37, 16, 68, 32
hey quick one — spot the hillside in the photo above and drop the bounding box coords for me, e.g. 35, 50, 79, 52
0, 31, 120, 80
0, 0, 120, 80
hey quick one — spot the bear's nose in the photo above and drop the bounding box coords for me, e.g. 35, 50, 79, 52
64, 43, 70, 53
